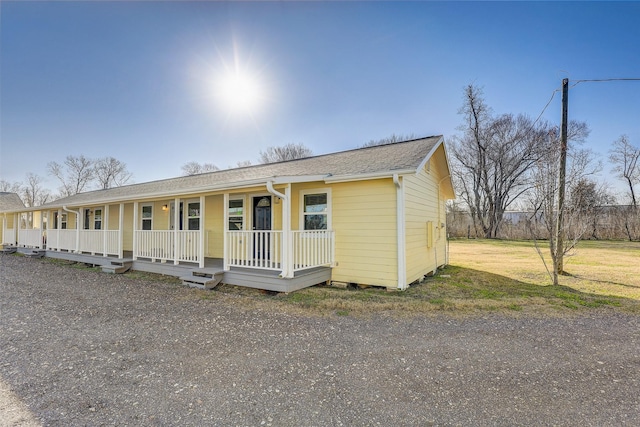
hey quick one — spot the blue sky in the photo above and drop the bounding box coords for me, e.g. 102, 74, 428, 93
1, 1, 639, 197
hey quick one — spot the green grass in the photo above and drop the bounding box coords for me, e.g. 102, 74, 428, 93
21, 240, 640, 317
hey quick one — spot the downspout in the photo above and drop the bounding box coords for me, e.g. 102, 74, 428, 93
266, 181, 293, 278
393, 174, 407, 290
63, 206, 81, 253
437, 174, 451, 267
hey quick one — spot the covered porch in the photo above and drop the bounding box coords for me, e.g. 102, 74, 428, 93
9, 182, 335, 291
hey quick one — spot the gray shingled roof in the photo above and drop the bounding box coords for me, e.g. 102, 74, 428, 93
0, 192, 26, 211
30, 135, 443, 210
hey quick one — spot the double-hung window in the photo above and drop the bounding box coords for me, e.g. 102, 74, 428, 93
141, 205, 153, 230
301, 190, 331, 230
228, 198, 244, 230
94, 209, 102, 230
187, 201, 200, 230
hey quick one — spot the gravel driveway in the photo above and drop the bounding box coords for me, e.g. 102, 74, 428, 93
1, 254, 639, 426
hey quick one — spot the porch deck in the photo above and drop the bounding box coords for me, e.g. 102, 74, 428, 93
17, 248, 331, 293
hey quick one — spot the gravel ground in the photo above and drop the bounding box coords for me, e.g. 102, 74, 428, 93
1, 254, 639, 427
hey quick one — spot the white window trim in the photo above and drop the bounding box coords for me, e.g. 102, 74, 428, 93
141, 204, 153, 230
185, 198, 201, 231
299, 188, 332, 231
228, 195, 246, 231
250, 193, 274, 230
94, 208, 103, 230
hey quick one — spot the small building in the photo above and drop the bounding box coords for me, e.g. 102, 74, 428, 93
1, 136, 454, 292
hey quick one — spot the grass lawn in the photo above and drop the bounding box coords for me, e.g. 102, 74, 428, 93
258, 239, 640, 316
32, 240, 640, 317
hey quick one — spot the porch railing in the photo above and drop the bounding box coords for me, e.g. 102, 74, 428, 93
80, 230, 120, 256
17, 229, 43, 248
47, 230, 119, 256
47, 230, 75, 252
226, 230, 334, 272
134, 230, 200, 263
227, 230, 282, 270
292, 230, 335, 271
2, 226, 16, 245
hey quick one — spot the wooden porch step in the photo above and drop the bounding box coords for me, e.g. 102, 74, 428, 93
180, 268, 224, 290
0, 246, 17, 254
24, 249, 46, 258
102, 259, 133, 274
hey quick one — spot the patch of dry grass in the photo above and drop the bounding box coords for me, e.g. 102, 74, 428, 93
450, 239, 640, 300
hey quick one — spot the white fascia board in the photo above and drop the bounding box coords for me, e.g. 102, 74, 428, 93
324, 169, 416, 183
415, 136, 445, 174
22, 177, 276, 212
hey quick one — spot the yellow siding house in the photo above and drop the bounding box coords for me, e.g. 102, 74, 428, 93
1, 136, 454, 292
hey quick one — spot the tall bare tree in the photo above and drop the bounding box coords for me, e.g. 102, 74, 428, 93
95, 157, 133, 189
450, 84, 550, 238
259, 143, 312, 164
180, 162, 219, 176
21, 173, 51, 207
527, 130, 595, 285
609, 135, 639, 208
48, 155, 95, 197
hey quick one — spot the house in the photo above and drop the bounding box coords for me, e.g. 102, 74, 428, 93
1, 136, 455, 292
0, 192, 26, 246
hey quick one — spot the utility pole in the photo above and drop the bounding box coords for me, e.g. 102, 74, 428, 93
555, 78, 569, 276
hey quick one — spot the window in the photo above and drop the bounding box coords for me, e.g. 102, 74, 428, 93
94, 209, 102, 230
54, 212, 68, 229
84, 209, 91, 230
141, 205, 153, 230
187, 201, 200, 230
228, 198, 244, 230
301, 191, 330, 230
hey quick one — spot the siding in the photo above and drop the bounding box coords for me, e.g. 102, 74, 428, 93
330, 179, 398, 288
205, 195, 224, 258
403, 152, 448, 284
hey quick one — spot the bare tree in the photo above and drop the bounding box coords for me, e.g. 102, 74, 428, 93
450, 84, 551, 238
361, 133, 417, 148
259, 143, 313, 164
0, 179, 23, 194
527, 133, 597, 285
22, 173, 51, 207
94, 157, 133, 189
609, 135, 639, 208
236, 160, 252, 168
48, 155, 95, 197
181, 162, 219, 176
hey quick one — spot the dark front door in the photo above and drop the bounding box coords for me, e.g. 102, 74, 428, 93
253, 196, 272, 261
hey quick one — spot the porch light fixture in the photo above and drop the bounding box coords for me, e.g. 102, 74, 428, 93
162, 204, 168, 211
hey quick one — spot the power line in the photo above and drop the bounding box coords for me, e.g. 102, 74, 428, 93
571, 78, 640, 88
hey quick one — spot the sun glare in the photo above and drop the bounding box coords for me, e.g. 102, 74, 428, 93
216, 69, 264, 115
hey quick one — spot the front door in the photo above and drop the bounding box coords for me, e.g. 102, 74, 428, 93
253, 196, 272, 261
169, 202, 184, 230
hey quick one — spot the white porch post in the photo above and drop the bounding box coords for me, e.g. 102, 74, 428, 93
199, 195, 205, 268
103, 204, 109, 256
118, 203, 124, 258
57, 209, 62, 251
14, 213, 19, 245
76, 207, 82, 253
38, 210, 44, 249
283, 184, 293, 278
173, 197, 179, 265
132, 202, 138, 260
223, 193, 229, 271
